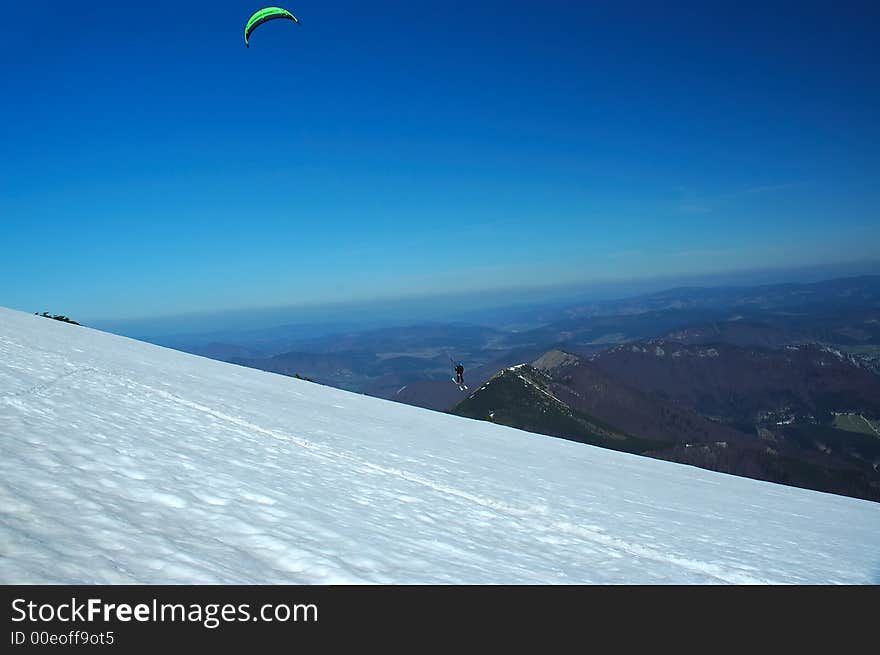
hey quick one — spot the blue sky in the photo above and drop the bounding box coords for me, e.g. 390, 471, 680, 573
2, 1, 878, 322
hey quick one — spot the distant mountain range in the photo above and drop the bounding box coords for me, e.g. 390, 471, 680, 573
161, 274, 880, 502
498, 277, 880, 352
552, 275, 880, 320
154, 276, 880, 394
590, 340, 880, 427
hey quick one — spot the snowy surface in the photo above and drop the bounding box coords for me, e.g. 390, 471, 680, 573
1, 307, 879, 584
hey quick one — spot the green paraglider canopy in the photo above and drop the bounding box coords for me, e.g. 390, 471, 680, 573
244, 7, 299, 47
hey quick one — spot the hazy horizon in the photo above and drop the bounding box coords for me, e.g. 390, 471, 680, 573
53, 258, 879, 340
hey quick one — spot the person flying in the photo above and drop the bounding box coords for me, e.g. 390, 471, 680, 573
454, 362, 465, 386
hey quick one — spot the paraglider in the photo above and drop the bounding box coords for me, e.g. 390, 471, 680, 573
244, 7, 300, 47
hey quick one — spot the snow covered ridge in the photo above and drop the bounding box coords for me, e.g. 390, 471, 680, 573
1, 307, 879, 584
597, 339, 878, 371
595, 341, 720, 359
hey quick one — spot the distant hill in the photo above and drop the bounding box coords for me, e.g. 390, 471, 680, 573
590, 340, 880, 427
454, 354, 753, 452
453, 349, 880, 502
454, 363, 666, 454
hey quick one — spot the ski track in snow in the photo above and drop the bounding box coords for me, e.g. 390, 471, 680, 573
2, 366, 100, 400
1, 308, 880, 584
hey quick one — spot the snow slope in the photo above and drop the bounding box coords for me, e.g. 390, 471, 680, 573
1, 307, 878, 584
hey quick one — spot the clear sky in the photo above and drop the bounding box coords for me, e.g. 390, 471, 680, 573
2, 1, 878, 322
